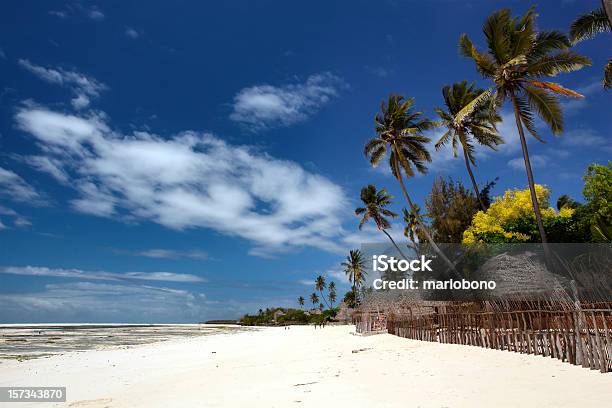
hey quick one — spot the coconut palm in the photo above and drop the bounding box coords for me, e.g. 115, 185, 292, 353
310, 293, 319, 308
365, 95, 455, 270
459, 6, 591, 244
315, 275, 330, 308
341, 249, 367, 305
569, 1, 611, 88
297, 296, 305, 309
328, 282, 337, 308
355, 184, 407, 259
435, 81, 503, 209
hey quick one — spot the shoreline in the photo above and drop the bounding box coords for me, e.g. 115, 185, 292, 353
1, 325, 611, 407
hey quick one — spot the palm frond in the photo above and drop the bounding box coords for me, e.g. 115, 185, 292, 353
528, 52, 592, 77
368, 146, 387, 167
605, 58, 612, 89
570, 8, 611, 43
459, 34, 497, 77
454, 89, 492, 127
483, 9, 512, 64
435, 129, 452, 151
364, 138, 383, 156
526, 80, 584, 98
470, 125, 504, 148
524, 86, 563, 135
529, 31, 571, 60
514, 95, 544, 142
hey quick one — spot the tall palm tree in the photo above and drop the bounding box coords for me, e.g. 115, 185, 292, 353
341, 249, 367, 305
435, 81, 503, 209
460, 6, 590, 244
297, 296, 305, 309
328, 282, 337, 308
309, 293, 319, 308
355, 184, 407, 259
569, 1, 611, 88
365, 95, 454, 269
315, 275, 330, 308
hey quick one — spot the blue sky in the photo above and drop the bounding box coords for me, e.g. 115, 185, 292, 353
0, 0, 609, 322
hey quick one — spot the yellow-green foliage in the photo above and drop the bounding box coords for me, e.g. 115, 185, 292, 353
462, 184, 572, 243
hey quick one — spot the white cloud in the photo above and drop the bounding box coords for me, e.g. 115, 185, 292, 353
49, 5, 105, 21
87, 7, 105, 21
124, 248, 209, 260
0, 282, 205, 323
15, 106, 349, 255
125, 27, 139, 39
298, 279, 315, 286
26, 156, 70, 183
0, 205, 31, 229
49, 10, 68, 18
229, 73, 346, 130
18, 59, 107, 109
0, 166, 42, 203
507, 154, 549, 170
0, 265, 205, 283
560, 128, 612, 153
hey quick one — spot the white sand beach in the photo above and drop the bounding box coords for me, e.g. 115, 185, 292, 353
1, 325, 611, 408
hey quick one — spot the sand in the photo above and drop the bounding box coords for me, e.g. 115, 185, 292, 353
1, 325, 610, 407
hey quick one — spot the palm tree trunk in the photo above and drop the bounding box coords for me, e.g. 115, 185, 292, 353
381, 229, 409, 260
395, 171, 456, 272
319, 289, 330, 309
463, 146, 486, 210
510, 95, 548, 244
603, 0, 612, 27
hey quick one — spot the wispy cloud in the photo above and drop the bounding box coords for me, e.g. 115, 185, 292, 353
0, 205, 31, 230
125, 27, 140, 39
507, 154, 549, 171
14, 105, 349, 255
18, 59, 107, 109
560, 128, 612, 153
297, 279, 315, 286
0, 166, 42, 203
115, 248, 209, 260
229, 72, 346, 130
0, 282, 205, 323
49, 4, 105, 21
0, 265, 205, 283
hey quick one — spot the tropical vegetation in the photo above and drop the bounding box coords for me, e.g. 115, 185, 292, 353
459, 6, 591, 245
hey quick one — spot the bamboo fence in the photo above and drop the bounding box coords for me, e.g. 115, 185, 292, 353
354, 300, 612, 373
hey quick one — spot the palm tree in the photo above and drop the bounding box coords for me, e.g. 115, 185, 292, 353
341, 249, 367, 305
569, 1, 611, 88
402, 206, 420, 249
435, 81, 503, 209
355, 184, 407, 259
328, 282, 337, 308
315, 275, 330, 308
460, 6, 590, 244
309, 293, 319, 308
297, 296, 305, 309
364, 95, 454, 270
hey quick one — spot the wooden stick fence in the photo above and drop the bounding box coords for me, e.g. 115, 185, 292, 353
355, 300, 612, 373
